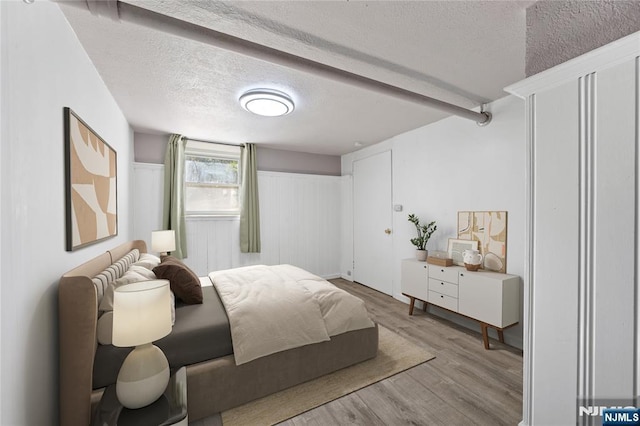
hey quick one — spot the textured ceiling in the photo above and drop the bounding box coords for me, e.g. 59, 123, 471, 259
526, 0, 640, 76
60, 1, 533, 155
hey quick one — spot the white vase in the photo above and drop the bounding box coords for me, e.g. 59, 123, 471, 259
415, 249, 428, 261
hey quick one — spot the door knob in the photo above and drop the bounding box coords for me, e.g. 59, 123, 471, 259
384, 228, 392, 234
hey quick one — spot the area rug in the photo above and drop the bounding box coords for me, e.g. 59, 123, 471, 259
221, 325, 435, 426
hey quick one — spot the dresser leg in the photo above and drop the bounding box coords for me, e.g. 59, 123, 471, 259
408, 297, 416, 315
497, 329, 505, 344
422, 301, 428, 312
481, 323, 490, 349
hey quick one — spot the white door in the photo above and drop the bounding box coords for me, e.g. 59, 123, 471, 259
353, 151, 393, 295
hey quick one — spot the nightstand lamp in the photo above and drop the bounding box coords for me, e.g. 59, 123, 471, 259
112, 279, 173, 409
151, 230, 176, 256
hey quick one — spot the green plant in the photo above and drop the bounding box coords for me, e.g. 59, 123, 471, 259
408, 214, 437, 250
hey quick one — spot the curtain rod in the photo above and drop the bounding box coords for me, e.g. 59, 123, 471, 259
183, 137, 244, 148
59, 0, 492, 126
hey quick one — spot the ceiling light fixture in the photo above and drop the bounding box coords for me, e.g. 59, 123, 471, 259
239, 89, 294, 117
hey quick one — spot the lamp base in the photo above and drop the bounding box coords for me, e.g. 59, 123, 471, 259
116, 343, 169, 409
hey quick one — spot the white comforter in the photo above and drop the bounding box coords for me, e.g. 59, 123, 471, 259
209, 264, 375, 365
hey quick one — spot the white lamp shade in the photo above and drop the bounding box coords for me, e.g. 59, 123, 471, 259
112, 280, 172, 347
151, 230, 176, 253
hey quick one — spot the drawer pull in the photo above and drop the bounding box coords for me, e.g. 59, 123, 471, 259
441, 282, 444, 285
440, 295, 444, 298
441, 269, 445, 272
460, 273, 465, 277
423, 265, 427, 269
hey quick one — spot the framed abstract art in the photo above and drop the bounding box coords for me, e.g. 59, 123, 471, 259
64, 107, 117, 251
457, 211, 507, 273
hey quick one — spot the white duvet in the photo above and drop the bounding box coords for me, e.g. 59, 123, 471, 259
209, 264, 375, 365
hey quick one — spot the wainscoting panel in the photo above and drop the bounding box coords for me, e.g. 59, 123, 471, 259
133, 166, 342, 278
184, 217, 239, 275
258, 172, 341, 278
530, 78, 580, 424
591, 60, 636, 399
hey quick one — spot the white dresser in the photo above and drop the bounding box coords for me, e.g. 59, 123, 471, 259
401, 259, 520, 349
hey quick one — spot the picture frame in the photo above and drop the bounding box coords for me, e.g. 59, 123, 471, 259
457, 210, 508, 272
64, 107, 118, 251
447, 238, 479, 266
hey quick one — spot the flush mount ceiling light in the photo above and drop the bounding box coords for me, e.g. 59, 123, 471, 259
239, 89, 294, 117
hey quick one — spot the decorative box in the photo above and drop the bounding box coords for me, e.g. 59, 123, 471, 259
427, 256, 453, 267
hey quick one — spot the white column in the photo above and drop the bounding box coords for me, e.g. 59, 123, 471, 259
506, 31, 640, 425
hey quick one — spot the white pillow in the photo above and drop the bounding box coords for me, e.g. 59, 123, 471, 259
98, 270, 149, 312
133, 253, 161, 270
140, 252, 161, 263
97, 311, 113, 345
128, 265, 157, 280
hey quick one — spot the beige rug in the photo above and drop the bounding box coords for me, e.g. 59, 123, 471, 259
221, 326, 435, 426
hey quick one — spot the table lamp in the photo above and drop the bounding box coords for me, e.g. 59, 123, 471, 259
151, 230, 176, 256
112, 279, 172, 409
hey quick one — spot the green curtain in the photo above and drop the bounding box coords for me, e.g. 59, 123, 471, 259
240, 143, 261, 253
162, 134, 188, 259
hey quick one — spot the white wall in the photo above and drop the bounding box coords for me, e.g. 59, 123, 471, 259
133, 132, 342, 177
132, 162, 165, 245
342, 95, 526, 347
256, 147, 341, 176
133, 166, 342, 278
0, 3, 133, 424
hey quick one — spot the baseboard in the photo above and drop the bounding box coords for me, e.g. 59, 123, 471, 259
321, 273, 342, 280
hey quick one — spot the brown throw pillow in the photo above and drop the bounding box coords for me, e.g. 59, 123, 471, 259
153, 258, 203, 304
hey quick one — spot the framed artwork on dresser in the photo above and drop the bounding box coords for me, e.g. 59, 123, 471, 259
447, 238, 478, 266
64, 107, 118, 251
457, 210, 507, 273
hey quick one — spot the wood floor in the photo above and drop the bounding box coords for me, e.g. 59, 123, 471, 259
191, 278, 523, 426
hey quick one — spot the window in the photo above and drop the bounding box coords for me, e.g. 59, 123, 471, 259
184, 141, 241, 216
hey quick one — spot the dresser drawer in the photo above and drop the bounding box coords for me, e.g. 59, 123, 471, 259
428, 266, 459, 283
428, 290, 458, 312
428, 278, 458, 298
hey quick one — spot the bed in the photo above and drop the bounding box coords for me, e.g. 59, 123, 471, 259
58, 240, 378, 425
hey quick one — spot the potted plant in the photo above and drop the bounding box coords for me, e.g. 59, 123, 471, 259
408, 214, 437, 261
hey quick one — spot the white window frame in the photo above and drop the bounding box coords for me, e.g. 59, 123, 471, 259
184, 141, 241, 217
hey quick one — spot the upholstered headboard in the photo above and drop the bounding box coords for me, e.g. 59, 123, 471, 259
58, 240, 147, 426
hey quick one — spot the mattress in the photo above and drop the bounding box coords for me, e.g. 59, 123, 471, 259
93, 286, 232, 389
